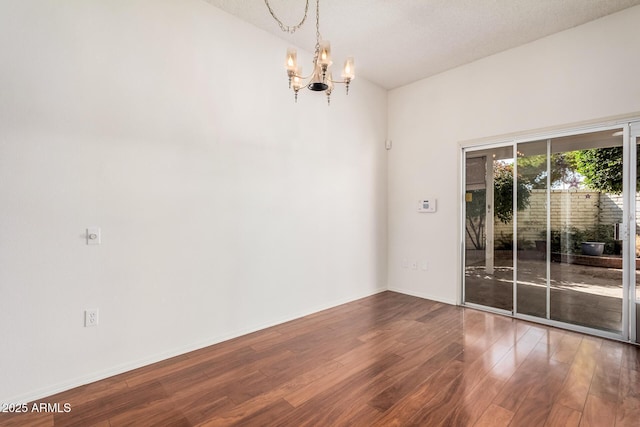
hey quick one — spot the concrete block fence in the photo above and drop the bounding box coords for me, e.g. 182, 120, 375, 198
467, 189, 640, 249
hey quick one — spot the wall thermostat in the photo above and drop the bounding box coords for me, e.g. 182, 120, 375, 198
418, 199, 437, 213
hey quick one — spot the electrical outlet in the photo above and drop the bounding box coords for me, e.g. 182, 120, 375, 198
411, 260, 418, 270
85, 309, 98, 327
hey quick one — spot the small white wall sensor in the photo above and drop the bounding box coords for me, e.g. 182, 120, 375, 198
86, 227, 101, 245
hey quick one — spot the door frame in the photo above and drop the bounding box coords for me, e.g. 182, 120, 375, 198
460, 139, 515, 315
629, 121, 640, 343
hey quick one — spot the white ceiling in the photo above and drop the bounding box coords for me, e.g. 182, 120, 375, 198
204, 0, 640, 90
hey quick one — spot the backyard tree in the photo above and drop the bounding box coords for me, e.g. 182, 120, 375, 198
567, 147, 624, 193
466, 162, 531, 250
516, 147, 632, 193
517, 153, 581, 189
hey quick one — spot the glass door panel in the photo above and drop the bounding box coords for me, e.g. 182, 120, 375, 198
516, 140, 548, 318
464, 147, 513, 311
548, 130, 624, 333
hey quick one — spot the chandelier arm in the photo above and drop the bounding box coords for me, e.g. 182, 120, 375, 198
292, 71, 315, 81
290, 73, 315, 92
264, 0, 309, 34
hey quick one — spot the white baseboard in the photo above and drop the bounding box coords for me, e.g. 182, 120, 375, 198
5, 287, 387, 404
386, 285, 457, 306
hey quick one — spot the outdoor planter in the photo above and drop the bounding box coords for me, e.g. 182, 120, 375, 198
581, 242, 605, 256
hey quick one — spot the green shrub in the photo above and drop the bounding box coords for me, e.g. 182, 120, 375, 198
495, 232, 532, 250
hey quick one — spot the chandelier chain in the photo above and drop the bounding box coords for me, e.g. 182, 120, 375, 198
263, 0, 309, 34
314, 0, 322, 57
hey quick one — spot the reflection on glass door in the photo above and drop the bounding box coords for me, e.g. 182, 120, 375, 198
463, 147, 513, 312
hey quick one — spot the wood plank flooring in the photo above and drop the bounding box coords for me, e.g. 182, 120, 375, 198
1, 291, 639, 426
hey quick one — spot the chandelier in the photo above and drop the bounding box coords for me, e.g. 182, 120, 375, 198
264, 0, 355, 104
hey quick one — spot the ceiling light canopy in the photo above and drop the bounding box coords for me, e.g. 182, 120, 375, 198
264, 0, 355, 104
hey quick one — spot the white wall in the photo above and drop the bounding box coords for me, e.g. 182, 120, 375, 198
387, 6, 640, 303
0, 0, 388, 402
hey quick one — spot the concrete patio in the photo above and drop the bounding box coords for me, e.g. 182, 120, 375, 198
465, 257, 626, 333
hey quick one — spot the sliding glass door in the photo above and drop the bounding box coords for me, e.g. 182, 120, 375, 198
515, 139, 548, 319
463, 122, 640, 341
547, 131, 624, 333
514, 130, 625, 333
463, 145, 513, 312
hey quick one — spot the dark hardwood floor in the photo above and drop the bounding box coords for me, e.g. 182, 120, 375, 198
1, 291, 639, 426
